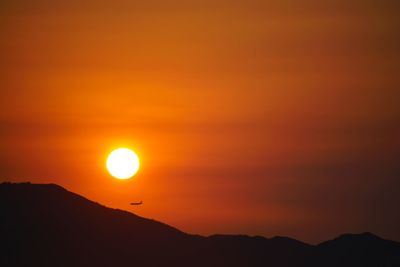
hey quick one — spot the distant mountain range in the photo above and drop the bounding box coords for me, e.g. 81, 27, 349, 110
1, 182, 399, 267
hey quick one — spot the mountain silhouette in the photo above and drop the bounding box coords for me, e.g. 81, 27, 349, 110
1, 182, 399, 267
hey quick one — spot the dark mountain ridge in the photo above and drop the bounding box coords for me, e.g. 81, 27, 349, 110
1, 182, 399, 267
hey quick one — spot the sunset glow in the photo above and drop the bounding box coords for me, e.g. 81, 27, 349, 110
1, 0, 399, 244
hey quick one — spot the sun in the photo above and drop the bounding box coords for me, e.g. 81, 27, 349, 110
106, 148, 140, 179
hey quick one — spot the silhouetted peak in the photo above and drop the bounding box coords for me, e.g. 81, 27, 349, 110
360, 232, 380, 238
317, 231, 397, 249
335, 232, 382, 242
0, 181, 100, 209
0, 181, 67, 192
0, 182, 187, 241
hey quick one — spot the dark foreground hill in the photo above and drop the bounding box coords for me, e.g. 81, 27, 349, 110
1, 182, 399, 267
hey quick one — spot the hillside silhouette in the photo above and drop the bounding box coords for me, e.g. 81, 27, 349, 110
1, 182, 399, 267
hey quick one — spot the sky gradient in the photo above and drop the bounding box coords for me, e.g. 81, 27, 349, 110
1, 0, 399, 243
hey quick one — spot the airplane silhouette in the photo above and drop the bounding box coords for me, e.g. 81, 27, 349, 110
130, 201, 143, 205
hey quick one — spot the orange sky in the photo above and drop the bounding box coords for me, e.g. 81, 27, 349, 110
1, 0, 399, 243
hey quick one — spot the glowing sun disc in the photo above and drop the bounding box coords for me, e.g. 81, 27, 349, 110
106, 148, 140, 179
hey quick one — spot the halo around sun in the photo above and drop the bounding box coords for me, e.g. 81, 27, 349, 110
106, 148, 140, 179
